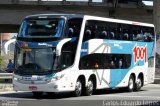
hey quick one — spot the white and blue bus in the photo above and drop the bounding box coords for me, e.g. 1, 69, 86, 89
13, 14, 155, 97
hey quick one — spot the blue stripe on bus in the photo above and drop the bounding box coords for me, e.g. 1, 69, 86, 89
104, 40, 154, 88
80, 42, 88, 57
45, 73, 56, 78
81, 39, 154, 88
17, 41, 59, 48
15, 73, 56, 80
70, 37, 77, 42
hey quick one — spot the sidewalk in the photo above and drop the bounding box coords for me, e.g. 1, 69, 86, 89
154, 78, 160, 84
0, 84, 13, 92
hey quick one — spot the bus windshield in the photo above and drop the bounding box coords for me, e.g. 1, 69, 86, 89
15, 47, 57, 75
18, 18, 64, 38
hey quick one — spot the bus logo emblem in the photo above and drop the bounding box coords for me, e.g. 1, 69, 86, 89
133, 44, 147, 64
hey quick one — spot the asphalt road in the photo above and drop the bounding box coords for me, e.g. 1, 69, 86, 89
0, 84, 160, 106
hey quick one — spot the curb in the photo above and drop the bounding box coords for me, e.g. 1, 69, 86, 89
154, 78, 160, 84
0, 84, 13, 92
0, 91, 16, 94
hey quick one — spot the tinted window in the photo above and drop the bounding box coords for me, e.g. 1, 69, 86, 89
82, 20, 155, 42
79, 54, 131, 69
83, 20, 118, 42
19, 18, 64, 38
132, 25, 154, 42
67, 18, 83, 38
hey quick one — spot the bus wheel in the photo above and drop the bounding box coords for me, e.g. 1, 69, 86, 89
135, 76, 143, 91
85, 79, 94, 96
32, 92, 43, 98
74, 80, 82, 97
127, 76, 135, 92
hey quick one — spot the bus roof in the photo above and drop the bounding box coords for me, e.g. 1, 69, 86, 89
25, 13, 84, 19
84, 15, 154, 27
24, 14, 154, 27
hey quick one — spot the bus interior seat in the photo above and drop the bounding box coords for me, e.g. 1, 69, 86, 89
110, 32, 115, 39
68, 27, 74, 37
100, 31, 108, 39
123, 33, 129, 40
84, 29, 92, 41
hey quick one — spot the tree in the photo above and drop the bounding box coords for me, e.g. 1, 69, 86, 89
0, 55, 6, 69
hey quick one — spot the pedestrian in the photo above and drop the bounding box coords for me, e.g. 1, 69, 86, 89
7, 59, 14, 73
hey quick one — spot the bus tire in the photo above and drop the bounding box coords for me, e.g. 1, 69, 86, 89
73, 79, 82, 97
127, 75, 135, 92
32, 92, 43, 98
135, 76, 143, 91
85, 79, 94, 96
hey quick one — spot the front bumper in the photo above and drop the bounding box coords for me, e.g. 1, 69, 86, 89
13, 80, 61, 92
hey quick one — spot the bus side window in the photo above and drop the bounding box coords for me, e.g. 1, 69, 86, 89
132, 25, 140, 41
67, 18, 83, 38
117, 27, 123, 40
103, 54, 131, 69
144, 32, 152, 42
58, 51, 73, 69
110, 32, 115, 39
82, 20, 93, 42
143, 27, 154, 42
121, 24, 132, 41
137, 30, 144, 41
83, 28, 92, 42
68, 27, 74, 38
101, 30, 108, 39
84, 20, 111, 40
95, 23, 108, 39
108, 22, 117, 40
123, 32, 129, 40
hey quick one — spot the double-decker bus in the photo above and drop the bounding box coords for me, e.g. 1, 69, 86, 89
13, 14, 155, 97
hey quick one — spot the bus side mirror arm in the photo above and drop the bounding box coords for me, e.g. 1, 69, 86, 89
56, 38, 72, 56
56, 49, 61, 56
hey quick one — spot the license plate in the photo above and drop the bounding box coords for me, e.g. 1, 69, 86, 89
29, 86, 37, 91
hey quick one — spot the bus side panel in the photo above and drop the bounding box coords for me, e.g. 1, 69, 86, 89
93, 69, 111, 89
108, 40, 154, 88
80, 39, 111, 89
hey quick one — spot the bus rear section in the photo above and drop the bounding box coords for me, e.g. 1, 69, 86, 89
78, 16, 155, 94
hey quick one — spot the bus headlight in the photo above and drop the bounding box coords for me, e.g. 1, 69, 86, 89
13, 77, 18, 81
53, 74, 65, 80
45, 78, 52, 82
13, 76, 22, 81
